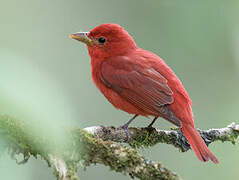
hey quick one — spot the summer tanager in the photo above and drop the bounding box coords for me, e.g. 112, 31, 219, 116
70, 24, 219, 164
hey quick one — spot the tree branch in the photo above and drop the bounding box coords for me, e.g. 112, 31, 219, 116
0, 115, 181, 180
84, 123, 239, 151
76, 129, 182, 180
1, 114, 239, 180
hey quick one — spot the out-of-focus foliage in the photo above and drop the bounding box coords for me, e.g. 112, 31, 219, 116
0, 0, 239, 179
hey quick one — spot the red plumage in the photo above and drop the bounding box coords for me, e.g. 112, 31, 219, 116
72, 24, 219, 164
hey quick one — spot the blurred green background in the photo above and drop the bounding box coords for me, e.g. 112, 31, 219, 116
0, 0, 239, 179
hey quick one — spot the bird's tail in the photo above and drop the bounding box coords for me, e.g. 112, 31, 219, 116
181, 123, 219, 164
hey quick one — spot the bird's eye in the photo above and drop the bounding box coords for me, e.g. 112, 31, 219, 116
98, 37, 106, 44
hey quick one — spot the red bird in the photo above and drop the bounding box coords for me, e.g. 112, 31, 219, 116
71, 24, 219, 164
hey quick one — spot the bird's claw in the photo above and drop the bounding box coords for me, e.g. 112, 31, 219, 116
120, 124, 131, 140
145, 124, 156, 133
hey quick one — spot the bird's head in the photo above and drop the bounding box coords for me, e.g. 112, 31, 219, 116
71, 24, 137, 59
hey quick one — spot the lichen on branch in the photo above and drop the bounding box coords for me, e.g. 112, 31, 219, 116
0, 115, 181, 180
84, 123, 239, 151
0, 114, 239, 180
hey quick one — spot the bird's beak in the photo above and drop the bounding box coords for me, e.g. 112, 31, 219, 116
70, 32, 94, 46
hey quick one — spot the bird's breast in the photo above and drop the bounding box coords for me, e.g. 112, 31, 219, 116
91, 61, 148, 116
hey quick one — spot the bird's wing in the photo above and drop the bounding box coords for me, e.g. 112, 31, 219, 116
101, 56, 181, 127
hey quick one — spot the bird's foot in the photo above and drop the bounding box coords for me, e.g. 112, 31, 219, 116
146, 125, 154, 130
146, 117, 158, 131
119, 124, 131, 140
145, 125, 156, 133
119, 114, 138, 140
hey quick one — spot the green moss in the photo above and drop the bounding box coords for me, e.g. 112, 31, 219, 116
129, 128, 159, 148
219, 132, 238, 145
128, 128, 178, 150
0, 115, 181, 180
75, 129, 181, 180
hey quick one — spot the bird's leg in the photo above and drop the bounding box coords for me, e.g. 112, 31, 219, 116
120, 114, 138, 137
121, 114, 138, 129
147, 116, 158, 128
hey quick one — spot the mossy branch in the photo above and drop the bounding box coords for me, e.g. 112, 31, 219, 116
0, 115, 181, 180
84, 123, 239, 151
0, 115, 239, 180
